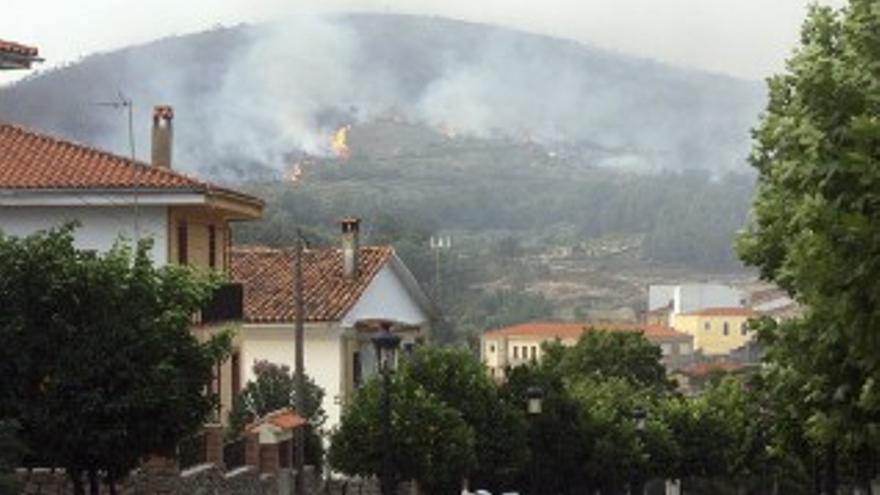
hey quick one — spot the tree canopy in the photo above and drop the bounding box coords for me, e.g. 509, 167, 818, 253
0, 226, 230, 494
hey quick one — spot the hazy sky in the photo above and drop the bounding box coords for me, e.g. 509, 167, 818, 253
2, 0, 846, 84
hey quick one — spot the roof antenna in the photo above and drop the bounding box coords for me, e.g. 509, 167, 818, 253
94, 92, 139, 240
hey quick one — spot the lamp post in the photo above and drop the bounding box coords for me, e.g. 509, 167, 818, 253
526, 386, 544, 495
632, 407, 648, 495
372, 323, 401, 495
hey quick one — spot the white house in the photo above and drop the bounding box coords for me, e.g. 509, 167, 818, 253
229, 218, 435, 430
0, 108, 265, 421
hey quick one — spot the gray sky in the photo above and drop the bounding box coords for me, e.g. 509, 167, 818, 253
1, 0, 846, 84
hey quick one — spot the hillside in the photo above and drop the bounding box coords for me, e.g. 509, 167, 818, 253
0, 14, 764, 339
0, 13, 764, 176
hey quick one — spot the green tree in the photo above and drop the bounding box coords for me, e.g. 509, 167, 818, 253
328, 377, 475, 494
737, 2, 880, 491
227, 361, 326, 468
399, 347, 529, 492
0, 421, 21, 495
0, 226, 230, 495
542, 330, 674, 391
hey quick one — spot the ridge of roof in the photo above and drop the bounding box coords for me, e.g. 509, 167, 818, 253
483, 321, 690, 340
0, 122, 263, 207
681, 307, 756, 317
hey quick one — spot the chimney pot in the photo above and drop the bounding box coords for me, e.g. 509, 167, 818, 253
151, 105, 174, 169
340, 217, 361, 279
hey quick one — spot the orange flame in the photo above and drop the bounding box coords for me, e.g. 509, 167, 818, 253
287, 162, 304, 183
331, 125, 352, 161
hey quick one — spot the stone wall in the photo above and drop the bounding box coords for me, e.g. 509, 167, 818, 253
15, 465, 413, 495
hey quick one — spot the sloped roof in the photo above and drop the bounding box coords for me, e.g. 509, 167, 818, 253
229, 245, 395, 323
682, 307, 756, 317
246, 408, 307, 433
483, 321, 691, 342
0, 123, 262, 206
0, 39, 38, 57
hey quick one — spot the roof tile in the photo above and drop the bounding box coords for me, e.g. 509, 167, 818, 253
230, 245, 394, 323
484, 321, 691, 342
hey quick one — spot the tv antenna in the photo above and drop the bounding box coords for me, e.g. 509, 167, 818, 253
94, 92, 140, 240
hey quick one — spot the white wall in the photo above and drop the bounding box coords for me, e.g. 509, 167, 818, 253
674, 284, 744, 314
0, 205, 168, 264
239, 324, 346, 429
341, 264, 429, 327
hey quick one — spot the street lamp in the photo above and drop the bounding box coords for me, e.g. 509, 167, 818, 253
526, 386, 544, 495
632, 407, 648, 495
372, 322, 401, 495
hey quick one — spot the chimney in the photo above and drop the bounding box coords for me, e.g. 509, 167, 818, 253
151, 105, 174, 169
340, 217, 361, 279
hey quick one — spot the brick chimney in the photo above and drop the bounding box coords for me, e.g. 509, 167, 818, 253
340, 217, 360, 279
151, 105, 174, 169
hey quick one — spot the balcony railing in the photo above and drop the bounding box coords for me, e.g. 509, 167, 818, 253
201, 283, 244, 325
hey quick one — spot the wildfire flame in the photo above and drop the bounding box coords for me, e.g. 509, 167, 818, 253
287, 162, 304, 183
331, 125, 352, 161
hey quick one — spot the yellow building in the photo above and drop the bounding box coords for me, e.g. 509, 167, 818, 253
481, 322, 695, 380
670, 307, 756, 356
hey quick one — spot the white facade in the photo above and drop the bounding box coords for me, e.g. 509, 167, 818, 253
0, 205, 169, 265
650, 283, 745, 314
239, 323, 347, 428
238, 260, 431, 430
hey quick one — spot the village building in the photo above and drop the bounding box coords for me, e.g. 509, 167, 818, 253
0, 108, 265, 421
670, 307, 757, 356
229, 218, 436, 429
481, 321, 695, 380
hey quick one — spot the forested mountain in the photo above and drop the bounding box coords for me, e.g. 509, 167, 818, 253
0, 14, 762, 339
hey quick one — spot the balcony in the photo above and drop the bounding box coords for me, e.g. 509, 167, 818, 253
200, 283, 244, 325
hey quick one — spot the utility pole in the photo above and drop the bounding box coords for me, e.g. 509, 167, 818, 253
294, 233, 306, 495
429, 235, 452, 307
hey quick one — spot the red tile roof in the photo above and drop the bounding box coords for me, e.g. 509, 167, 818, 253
0, 39, 38, 57
229, 245, 394, 323
0, 123, 262, 206
246, 408, 306, 433
484, 321, 691, 342
682, 307, 756, 317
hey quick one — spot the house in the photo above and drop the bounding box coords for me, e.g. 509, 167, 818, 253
0, 39, 41, 70
670, 307, 756, 356
481, 321, 695, 379
228, 218, 435, 429
0, 107, 264, 420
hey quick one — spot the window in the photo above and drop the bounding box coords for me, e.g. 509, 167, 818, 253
741, 323, 748, 336
513, 346, 519, 359
723, 322, 730, 336
680, 343, 692, 355
531, 346, 537, 359
353, 352, 362, 388
704, 321, 711, 331
661, 343, 673, 356
177, 221, 188, 264
208, 224, 217, 269
489, 344, 496, 353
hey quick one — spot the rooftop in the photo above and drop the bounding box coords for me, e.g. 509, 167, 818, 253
0, 39, 38, 57
681, 307, 756, 317
483, 321, 691, 341
229, 245, 395, 323
0, 123, 262, 208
